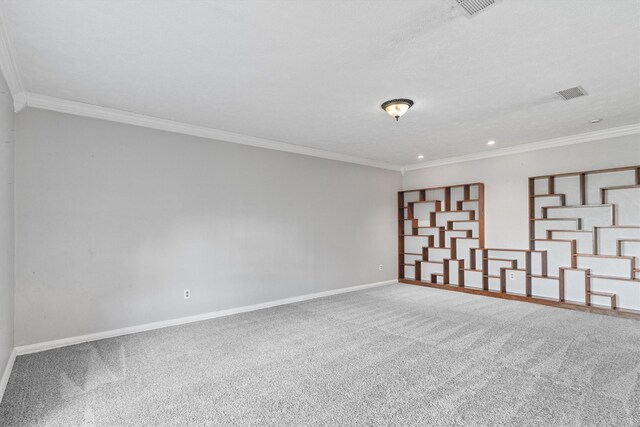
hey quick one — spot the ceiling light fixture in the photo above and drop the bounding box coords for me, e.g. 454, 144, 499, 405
418, 154, 424, 159
590, 118, 603, 124
487, 140, 496, 145
381, 99, 414, 121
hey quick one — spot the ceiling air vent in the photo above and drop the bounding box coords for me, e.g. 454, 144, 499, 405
449, 0, 502, 17
556, 85, 588, 101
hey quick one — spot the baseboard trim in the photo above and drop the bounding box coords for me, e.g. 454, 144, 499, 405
0, 348, 17, 404
15, 280, 397, 356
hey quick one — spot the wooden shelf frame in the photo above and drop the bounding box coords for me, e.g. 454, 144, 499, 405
398, 183, 484, 280
528, 165, 640, 248
398, 164, 640, 318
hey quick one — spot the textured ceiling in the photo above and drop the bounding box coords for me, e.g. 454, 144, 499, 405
1, 0, 639, 166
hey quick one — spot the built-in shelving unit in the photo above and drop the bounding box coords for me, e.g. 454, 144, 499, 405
398, 182, 485, 285
399, 165, 640, 319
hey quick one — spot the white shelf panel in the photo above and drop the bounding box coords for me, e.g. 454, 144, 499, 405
531, 276, 559, 300
591, 277, 640, 311
545, 205, 613, 231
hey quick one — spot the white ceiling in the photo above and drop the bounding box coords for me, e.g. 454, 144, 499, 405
1, 0, 639, 167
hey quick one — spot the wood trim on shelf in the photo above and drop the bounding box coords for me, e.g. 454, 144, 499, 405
530, 165, 640, 180
398, 279, 640, 319
401, 182, 484, 193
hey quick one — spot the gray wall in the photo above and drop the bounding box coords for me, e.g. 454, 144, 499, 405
14, 109, 401, 346
0, 74, 14, 371
402, 134, 640, 249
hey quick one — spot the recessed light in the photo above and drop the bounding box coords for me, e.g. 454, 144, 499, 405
487, 140, 496, 145
590, 118, 603, 124
418, 154, 424, 159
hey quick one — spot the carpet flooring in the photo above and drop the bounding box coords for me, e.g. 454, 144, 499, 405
2, 283, 640, 426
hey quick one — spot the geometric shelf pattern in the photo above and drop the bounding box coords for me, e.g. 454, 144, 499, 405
398, 182, 485, 286
529, 165, 640, 311
399, 165, 640, 318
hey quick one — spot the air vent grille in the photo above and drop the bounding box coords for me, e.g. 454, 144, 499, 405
556, 86, 588, 101
450, 0, 500, 17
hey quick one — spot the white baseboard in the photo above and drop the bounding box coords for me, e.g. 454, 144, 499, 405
0, 348, 17, 404
15, 280, 397, 356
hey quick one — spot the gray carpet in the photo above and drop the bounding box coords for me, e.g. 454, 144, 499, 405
2, 283, 640, 426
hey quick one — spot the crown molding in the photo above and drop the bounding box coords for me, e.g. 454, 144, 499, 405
20, 92, 402, 171
12, 91, 26, 111
16, 92, 640, 173
403, 123, 640, 172
0, 5, 24, 101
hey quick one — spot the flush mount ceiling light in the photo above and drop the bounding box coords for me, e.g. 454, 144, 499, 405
418, 154, 424, 159
381, 99, 414, 121
487, 140, 496, 145
590, 118, 603, 124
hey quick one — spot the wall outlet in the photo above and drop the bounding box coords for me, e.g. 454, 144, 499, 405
378, 264, 383, 271
509, 272, 515, 280
184, 289, 191, 299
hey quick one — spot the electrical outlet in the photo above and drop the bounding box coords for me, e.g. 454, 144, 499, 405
184, 289, 191, 299
379, 264, 383, 271
509, 272, 515, 280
